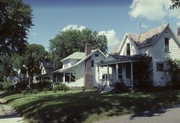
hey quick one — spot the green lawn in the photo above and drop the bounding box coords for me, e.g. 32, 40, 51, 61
1, 90, 180, 123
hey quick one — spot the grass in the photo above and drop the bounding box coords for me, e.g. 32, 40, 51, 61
0, 90, 180, 123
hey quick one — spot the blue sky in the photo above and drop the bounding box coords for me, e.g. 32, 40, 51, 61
24, 0, 180, 52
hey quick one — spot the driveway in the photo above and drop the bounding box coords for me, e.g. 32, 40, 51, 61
95, 105, 180, 123
0, 98, 24, 123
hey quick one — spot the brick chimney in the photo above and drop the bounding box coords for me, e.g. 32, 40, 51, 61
84, 43, 93, 88
178, 27, 180, 37
85, 43, 91, 56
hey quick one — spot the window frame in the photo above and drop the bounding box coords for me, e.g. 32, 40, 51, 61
164, 38, 169, 52
126, 43, 130, 55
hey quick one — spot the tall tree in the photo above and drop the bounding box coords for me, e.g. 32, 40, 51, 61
12, 44, 47, 84
170, 0, 180, 9
0, 0, 33, 55
49, 28, 107, 60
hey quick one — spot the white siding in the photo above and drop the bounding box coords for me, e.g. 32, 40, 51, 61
139, 29, 180, 86
119, 37, 139, 56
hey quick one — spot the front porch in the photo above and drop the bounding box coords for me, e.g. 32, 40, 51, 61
99, 55, 151, 89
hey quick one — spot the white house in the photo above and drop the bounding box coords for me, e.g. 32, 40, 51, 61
101, 24, 180, 87
53, 44, 111, 88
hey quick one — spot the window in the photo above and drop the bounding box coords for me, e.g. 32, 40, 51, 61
164, 38, 169, 52
157, 63, 164, 71
95, 54, 99, 57
91, 60, 94, 67
71, 73, 75, 82
65, 73, 75, 82
126, 43, 130, 55
118, 67, 123, 79
65, 73, 70, 82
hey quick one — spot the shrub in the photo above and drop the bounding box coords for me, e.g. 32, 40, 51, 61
22, 90, 29, 95
14, 81, 29, 91
0, 82, 4, 90
167, 58, 180, 89
43, 88, 49, 94
32, 89, 38, 94
3, 81, 14, 91
33, 81, 53, 91
113, 82, 129, 92
54, 83, 70, 92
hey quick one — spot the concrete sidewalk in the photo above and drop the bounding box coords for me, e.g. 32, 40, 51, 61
0, 98, 24, 123
95, 105, 180, 123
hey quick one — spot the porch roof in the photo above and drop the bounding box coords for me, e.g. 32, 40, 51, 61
100, 55, 151, 66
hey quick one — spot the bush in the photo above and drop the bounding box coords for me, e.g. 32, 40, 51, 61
3, 81, 14, 91
22, 90, 29, 95
54, 83, 70, 92
43, 88, 49, 94
32, 89, 38, 94
112, 82, 129, 93
14, 81, 29, 91
32, 81, 53, 91
0, 83, 4, 90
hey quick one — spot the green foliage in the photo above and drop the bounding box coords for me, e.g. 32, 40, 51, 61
170, 0, 180, 9
167, 58, 180, 89
133, 56, 152, 90
113, 82, 129, 92
49, 28, 107, 60
0, 0, 33, 55
32, 89, 38, 94
22, 90, 28, 95
3, 82, 14, 91
43, 88, 49, 94
54, 83, 70, 92
0, 83, 4, 90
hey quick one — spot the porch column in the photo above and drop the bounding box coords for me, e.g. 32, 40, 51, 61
116, 64, 118, 81
130, 61, 134, 90
107, 64, 109, 86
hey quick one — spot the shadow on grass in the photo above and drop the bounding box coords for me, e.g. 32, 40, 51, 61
1, 90, 180, 123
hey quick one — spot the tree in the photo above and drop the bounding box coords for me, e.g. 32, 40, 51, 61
0, 0, 33, 55
170, 0, 180, 9
49, 28, 107, 60
0, 55, 14, 82
12, 44, 47, 84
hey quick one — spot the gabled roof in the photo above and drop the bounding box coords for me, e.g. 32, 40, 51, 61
111, 24, 180, 55
53, 49, 106, 73
110, 42, 122, 55
41, 62, 54, 73
127, 24, 168, 47
61, 52, 86, 62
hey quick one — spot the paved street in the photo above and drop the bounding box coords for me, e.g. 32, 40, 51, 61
95, 105, 180, 123
0, 98, 24, 123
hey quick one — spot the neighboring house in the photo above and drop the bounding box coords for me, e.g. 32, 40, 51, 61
101, 24, 180, 87
53, 44, 110, 87
34, 62, 55, 83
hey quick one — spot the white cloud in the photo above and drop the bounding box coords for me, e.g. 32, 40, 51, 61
99, 30, 119, 47
176, 22, 180, 26
129, 0, 180, 21
140, 23, 148, 28
62, 25, 119, 48
62, 24, 86, 31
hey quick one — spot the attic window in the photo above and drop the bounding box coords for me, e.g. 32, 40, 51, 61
91, 60, 94, 67
95, 54, 99, 57
164, 38, 169, 52
126, 43, 130, 55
